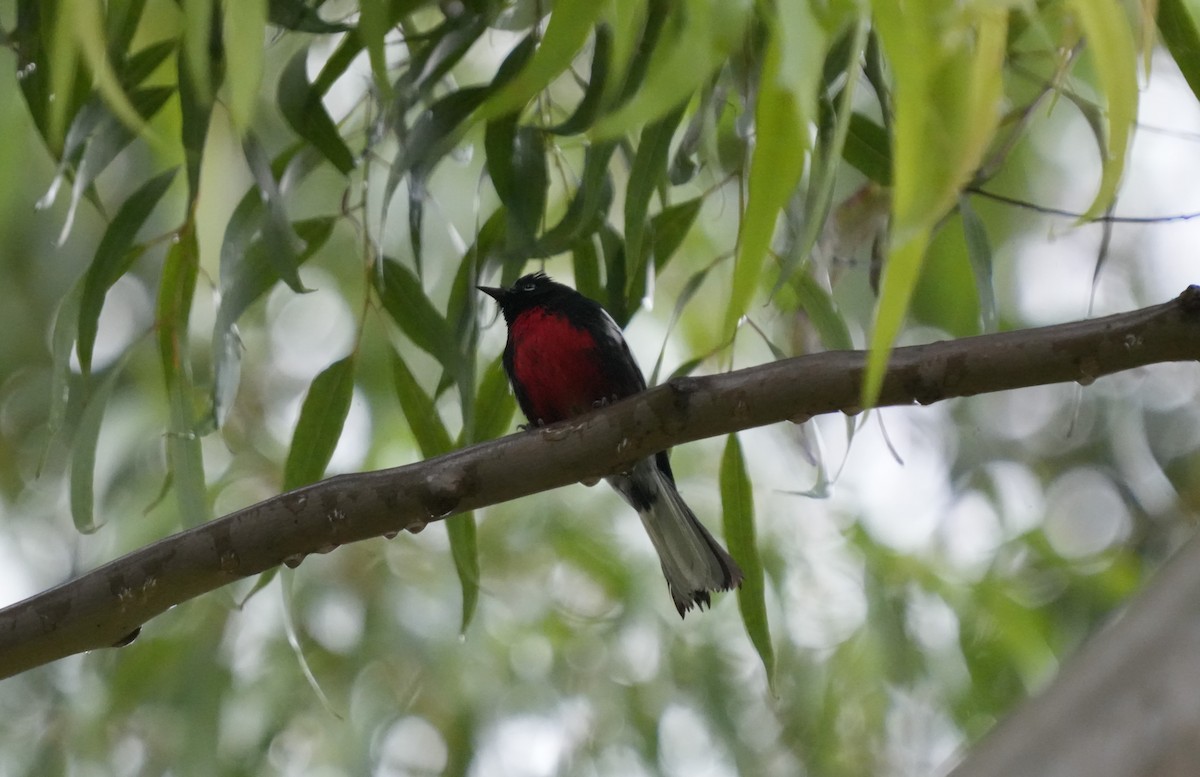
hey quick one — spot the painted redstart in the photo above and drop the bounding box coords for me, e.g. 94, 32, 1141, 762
479, 272, 743, 616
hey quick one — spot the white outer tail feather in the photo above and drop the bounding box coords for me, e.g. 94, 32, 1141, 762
607, 459, 743, 616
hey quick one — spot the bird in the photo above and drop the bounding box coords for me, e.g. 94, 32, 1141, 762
478, 272, 743, 616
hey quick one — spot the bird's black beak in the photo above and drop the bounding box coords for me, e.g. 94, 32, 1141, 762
477, 285, 506, 302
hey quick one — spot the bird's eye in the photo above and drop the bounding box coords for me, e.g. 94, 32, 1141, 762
523, 282, 537, 292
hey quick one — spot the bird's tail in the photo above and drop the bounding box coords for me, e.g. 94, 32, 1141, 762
608, 459, 744, 616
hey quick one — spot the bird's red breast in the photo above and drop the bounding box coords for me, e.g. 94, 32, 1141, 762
508, 306, 619, 424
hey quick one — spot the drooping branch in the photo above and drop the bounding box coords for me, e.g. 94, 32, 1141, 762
2, 287, 1199, 680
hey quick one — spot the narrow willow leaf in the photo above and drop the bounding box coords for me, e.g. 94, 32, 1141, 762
477, 0, 605, 121
720, 434, 774, 685
1066, 0, 1137, 219
959, 196, 997, 332
865, 2, 1007, 406
212, 216, 335, 427
157, 224, 208, 526
384, 35, 535, 252
391, 354, 454, 456
722, 6, 818, 339
592, 0, 752, 139
547, 23, 612, 136
649, 196, 703, 273
106, 0, 149, 56
70, 0, 152, 141
118, 40, 176, 88
222, 0, 266, 132
392, 354, 479, 632
77, 168, 177, 375
472, 355, 517, 443
279, 570, 342, 717
283, 356, 356, 491
648, 265, 710, 386
533, 141, 617, 257
486, 116, 548, 252
45, 279, 85, 445
15, 0, 90, 154
598, 226, 631, 326
268, 0, 350, 33
278, 49, 355, 174
1160, 0, 1200, 103
376, 259, 459, 374
843, 113, 891, 185
446, 513, 479, 633
357, 0, 392, 96
385, 85, 491, 267
404, 13, 489, 105
572, 235, 603, 302
624, 104, 685, 294
70, 359, 128, 533
773, 18, 866, 300
243, 134, 310, 293
790, 271, 852, 352
46, 85, 174, 246
177, 7, 216, 201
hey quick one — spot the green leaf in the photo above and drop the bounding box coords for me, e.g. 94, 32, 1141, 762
71, 0, 153, 143
212, 216, 335, 427
773, 18, 867, 300
649, 196, 703, 272
1067, 0, 1137, 219
70, 360, 128, 533
43, 85, 175, 246
45, 280, 85, 446
376, 259, 459, 374
106, 0, 149, 57
401, 13, 490, 106
268, 0, 350, 33
157, 223, 209, 526
648, 264, 711, 386
77, 168, 178, 375
477, 0, 605, 121
357, 0, 392, 97
446, 513, 479, 634
392, 354, 478, 632
865, 1, 1007, 406
391, 354, 453, 456
722, 4, 821, 339
486, 115, 548, 252
283, 355, 356, 491
843, 112, 891, 185
222, 0, 266, 132
242, 134, 311, 293
624, 104, 685, 294
533, 140, 617, 258
572, 235, 603, 302
720, 434, 774, 686
472, 355, 516, 443
278, 48, 355, 174
789, 271, 853, 352
1160, 0, 1200, 105
547, 23, 612, 136
177, 3, 218, 201
15, 0, 91, 154
959, 195, 997, 332
592, 0, 752, 139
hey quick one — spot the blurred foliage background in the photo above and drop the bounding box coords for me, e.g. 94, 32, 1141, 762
1, 0, 1200, 774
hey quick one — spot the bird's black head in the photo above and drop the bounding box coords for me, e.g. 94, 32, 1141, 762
477, 272, 573, 323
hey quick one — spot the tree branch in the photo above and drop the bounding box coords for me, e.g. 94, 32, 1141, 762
3, 287, 1200, 680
